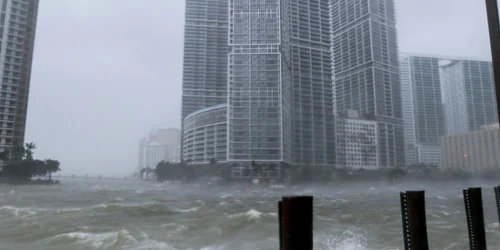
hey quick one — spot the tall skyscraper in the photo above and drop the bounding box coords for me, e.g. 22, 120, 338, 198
284, 0, 336, 166
440, 59, 498, 135
182, 0, 336, 168
0, 0, 39, 160
331, 0, 405, 168
399, 54, 445, 167
181, 0, 228, 159
181, 0, 228, 119
227, 0, 286, 162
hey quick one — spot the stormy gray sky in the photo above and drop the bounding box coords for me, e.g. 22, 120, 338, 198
24, 0, 492, 177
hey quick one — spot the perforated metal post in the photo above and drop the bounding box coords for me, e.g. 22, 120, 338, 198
495, 186, 500, 228
281, 196, 313, 250
485, 0, 500, 121
400, 191, 429, 250
278, 201, 283, 250
463, 188, 487, 250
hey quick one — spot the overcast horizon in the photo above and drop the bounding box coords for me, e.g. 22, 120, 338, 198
24, 0, 493, 177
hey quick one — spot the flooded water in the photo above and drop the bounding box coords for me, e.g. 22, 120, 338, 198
0, 179, 499, 250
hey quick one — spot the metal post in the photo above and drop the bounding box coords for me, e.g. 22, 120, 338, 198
400, 191, 429, 250
281, 196, 313, 250
463, 188, 487, 250
278, 201, 283, 250
485, 0, 500, 121
494, 186, 500, 227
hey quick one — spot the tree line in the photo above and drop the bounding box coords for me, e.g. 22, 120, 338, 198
0, 142, 61, 182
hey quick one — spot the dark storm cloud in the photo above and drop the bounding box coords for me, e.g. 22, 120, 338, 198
24, 0, 492, 176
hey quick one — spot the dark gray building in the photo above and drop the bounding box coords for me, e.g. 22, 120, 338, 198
331, 0, 405, 168
0, 0, 39, 161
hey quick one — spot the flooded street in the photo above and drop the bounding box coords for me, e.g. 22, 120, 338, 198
0, 179, 499, 249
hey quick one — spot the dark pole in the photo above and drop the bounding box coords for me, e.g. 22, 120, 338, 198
463, 188, 487, 250
278, 201, 283, 250
485, 0, 500, 121
400, 191, 429, 250
495, 186, 500, 227
281, 196, 313, 250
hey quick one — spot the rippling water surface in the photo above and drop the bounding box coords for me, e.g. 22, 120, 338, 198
0, 179, 499, 249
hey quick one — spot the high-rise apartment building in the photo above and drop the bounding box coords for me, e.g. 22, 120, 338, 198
284, 0, 336, 166
399, 54, 445, 167
0, 0, 39, 160
440, 59, 498, 135
331, 0, 405, 168
227, 0, 285, 162
181, 0, 228, 159
182, 0, 336, 168
181, 0, 228, 119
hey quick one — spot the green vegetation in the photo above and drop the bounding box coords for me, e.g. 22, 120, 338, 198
0, 142, 61, 183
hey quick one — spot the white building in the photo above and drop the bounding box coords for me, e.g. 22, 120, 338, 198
138, 128, 181, 169
144, 142, 169, 169
336, 111, 379, 170
416, 145, 442, 168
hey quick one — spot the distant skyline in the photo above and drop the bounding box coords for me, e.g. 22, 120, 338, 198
25, 0, 494, 176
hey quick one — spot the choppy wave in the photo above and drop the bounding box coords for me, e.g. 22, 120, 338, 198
45, 230, 177, 250
0, 206, 37, 218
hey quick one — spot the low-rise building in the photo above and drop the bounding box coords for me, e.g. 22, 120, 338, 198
182, 104, 227, 164
336, 110, 379, 170
442, 123, 500, 171
416, 145, 442, 168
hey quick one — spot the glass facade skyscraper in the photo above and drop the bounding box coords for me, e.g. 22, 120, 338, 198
284, 0, 335, 166
440, 59, 499, 135
227, 0, 286, 162
331, 0, 405, 168
181, 0, 228, 120
0, 0, 39, 160
400, 54, 445, 166
182, 0, 335, 167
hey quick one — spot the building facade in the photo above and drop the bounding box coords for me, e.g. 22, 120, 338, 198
227, 0, 286, 163
336, 111, 378, 170
144, 142, 169, 169
183, 104, 227, 163
399, 54, 445, 167
138, 128, 181, 169
181, 0, 228, 120
331, 0, 405, 168
181, 0, 336, 169
440, 59, 498, 135
284, 0, 336, 166
181, 0, 229, 159
416, 145, 441, 168
442, 123, 500, 171
0, 0, 39, 160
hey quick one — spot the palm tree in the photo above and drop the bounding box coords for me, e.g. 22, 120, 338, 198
45, 159, 60, 180
25, 142, 36, 161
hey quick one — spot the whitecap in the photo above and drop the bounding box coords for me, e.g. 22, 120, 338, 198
115, 197, 124, 202
173, 207, 199, 213
46, 229, 138, 249
437, 196, 448, 201
0, 206, 36, 218
230, 209, 262, 220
